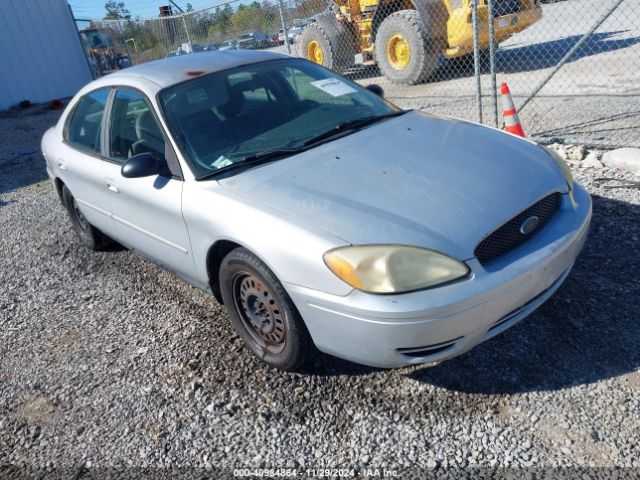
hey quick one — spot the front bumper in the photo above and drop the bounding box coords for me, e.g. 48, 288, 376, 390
285, 184, 592, 368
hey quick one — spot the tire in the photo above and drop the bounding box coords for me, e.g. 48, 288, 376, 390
61, 184, 113, 251
219, 247, 313, 371
374, 10, 441, 85
297, 13, 355, 74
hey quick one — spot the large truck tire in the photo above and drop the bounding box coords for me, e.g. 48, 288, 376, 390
374, 10, 440, 85
298, 13, 355, 74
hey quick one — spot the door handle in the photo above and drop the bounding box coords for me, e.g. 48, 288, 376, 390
57, 161, 67, 171
105, 179, 119, 193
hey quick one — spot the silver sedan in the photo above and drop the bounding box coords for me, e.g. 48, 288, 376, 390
41, 51, 591, 370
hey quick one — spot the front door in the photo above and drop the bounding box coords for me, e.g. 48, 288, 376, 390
102, 87, 197, 280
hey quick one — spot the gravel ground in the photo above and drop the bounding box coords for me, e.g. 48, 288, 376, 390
1, 108, 639, 479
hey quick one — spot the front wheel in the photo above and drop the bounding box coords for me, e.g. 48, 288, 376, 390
374, 10, 440, 85
219, 248, 313, 371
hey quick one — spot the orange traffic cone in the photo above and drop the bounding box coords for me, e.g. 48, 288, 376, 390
501, 83, 526, 138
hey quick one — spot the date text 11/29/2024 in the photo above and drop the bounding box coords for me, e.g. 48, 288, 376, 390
232, 467, 399, 477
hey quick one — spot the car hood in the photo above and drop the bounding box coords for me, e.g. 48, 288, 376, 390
218, 111, 567, 260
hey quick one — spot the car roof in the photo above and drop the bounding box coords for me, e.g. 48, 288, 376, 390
95, 50, 289, 90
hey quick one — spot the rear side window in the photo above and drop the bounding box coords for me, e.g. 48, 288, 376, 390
66, 88, 110, 154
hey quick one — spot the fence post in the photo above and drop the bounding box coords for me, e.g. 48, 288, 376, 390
487, 0, 498, 128
119, 20, 134, 66
277, 0, 291, 55
471, 0, 483, 124
182, 15, 191, 50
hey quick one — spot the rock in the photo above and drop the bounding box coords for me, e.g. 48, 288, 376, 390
581, 151, 604, 169
565, 144, 586, 162
547, 144, 568, 161
602, 148, 640, 175
530, 415, 539, 424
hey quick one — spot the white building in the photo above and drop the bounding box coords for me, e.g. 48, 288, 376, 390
0, 0, 92, 110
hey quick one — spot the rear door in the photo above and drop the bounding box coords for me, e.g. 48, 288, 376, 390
58, 88, 112, 233
101, 87, 197, 280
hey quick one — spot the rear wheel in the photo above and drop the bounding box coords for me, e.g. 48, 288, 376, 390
374, 10, 440, 85
61, 184, 113, 251
298, 13, 355, 74
219, 248, 313, 371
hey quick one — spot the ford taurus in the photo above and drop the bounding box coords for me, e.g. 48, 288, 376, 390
41, 51, 591, 370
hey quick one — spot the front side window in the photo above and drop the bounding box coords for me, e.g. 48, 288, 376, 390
159, 58, 398, 178
108, 89, 165, 163
66, 88, 110, 154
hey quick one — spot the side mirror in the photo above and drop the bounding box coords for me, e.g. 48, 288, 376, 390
121, 153, 162, 178
366, 84, 384, 98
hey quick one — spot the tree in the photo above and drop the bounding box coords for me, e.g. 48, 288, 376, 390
186, 3, 194, 12
104, 1, 131, 20
123, 21, 160, 52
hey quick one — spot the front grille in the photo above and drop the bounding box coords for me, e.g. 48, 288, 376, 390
475, 192, 561, 264
493, 0, 521, 16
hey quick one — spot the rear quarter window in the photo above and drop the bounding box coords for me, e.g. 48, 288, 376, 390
65, 88, 110, 154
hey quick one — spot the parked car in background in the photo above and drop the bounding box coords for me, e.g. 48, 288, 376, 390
287, 26, 305, 44
287, 20, 315, 44
42, 51, 591, 371
237, 31, 271, 49
166, 49, 187, 58
219, 39, 238, 51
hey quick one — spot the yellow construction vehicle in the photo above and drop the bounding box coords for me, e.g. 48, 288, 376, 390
298, 0, 543, 84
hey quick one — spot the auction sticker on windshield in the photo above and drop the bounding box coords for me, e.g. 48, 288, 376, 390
311, 78, 357, 97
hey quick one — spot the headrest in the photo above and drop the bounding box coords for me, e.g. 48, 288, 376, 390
218, 87, 245, 118
166, 74, 230, 118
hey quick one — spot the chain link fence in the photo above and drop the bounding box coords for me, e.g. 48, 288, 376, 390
87, 0, 640, 148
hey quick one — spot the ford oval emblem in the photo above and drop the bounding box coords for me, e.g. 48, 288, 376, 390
520, 216, 540, 235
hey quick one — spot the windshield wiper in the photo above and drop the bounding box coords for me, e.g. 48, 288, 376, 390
195, 110, 408, 180
302, 110, 407, 148
195, 147, 304, 180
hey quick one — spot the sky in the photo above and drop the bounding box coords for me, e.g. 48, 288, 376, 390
69, 0, 222, 21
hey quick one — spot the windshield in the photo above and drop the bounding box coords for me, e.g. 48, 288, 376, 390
159, 58, 399, 178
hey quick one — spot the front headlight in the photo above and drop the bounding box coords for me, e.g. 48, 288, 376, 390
543, 146, 575, 197
323, 245, 470, 294
543, 146, 576, 207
